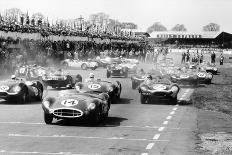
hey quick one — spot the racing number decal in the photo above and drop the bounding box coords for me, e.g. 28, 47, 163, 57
197, 73, 206, 78
88, 84, 101, 90
19, 68, 26, 74
153, 84, 166, 90
0, 85, 9, 92
61, 99, 79, 107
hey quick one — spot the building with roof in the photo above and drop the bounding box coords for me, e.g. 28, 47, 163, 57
148, 31, 232, 48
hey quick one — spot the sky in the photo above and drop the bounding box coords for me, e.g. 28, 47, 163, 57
0, 0, 232, 33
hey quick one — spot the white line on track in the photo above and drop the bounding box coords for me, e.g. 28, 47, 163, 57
141, 153, 148, 155
158, 127, 165, 132
146, 143, 155, 150
173, 107, 178, 111
1, 133, 169, 142
153, 134, 160, 140
0, 122, 163, 129
166, 116, 172, 120
0, 150, 95, 155
170, 111, 175, 115
163, 121, 168, 125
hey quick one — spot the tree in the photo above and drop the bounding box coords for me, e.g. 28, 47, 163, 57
202, 23, 220, 32
4, 8, 23, 22
121, 22, 137, 29
147, 22, 167, 33
88, 12, 109, 26
31, 12, 45, 21
171, 24, 187, 31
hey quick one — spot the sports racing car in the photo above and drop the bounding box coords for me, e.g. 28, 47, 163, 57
106, 62, 129, 78
138, 76, 180, 104
75, 79, 121, 104
42, 68, 81, 89
0, 76, 44, 104
200, 62, 218, 74
170, 68, 213, 85
61, 59, 98, 70
42, 89, 110, 125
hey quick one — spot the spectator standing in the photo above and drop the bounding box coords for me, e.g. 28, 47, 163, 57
219, 53, 224, 65
200, 53, 204, 63
211, 51, 216, 64
181, 51, 186, 63
186, 50, 190, 62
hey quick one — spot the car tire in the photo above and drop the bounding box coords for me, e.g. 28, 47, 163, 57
140, 94, 147, 104
132, 81, 137, 89
90, 108, 101, 125
116, 81, 122, 99
44, 112, 53, 124
170, 97, 177, 105
81, 63, 88, 70
106, 70, 111, 78
36, 88, 43, 101
18, 90, 27, 104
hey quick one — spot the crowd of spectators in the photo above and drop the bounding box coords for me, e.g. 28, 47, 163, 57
0, 36, 148, 75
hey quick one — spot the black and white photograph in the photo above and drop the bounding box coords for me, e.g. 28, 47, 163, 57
0, 0, 232, 154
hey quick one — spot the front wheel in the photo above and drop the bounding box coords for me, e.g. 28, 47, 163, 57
140, 94, 148, 104
89, 109, 101, 125
18, 91, 27, 104
44, 112, 53, 124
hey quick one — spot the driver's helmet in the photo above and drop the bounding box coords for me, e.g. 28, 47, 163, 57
11, 75, 16, 80
146, 74, 152, 80
89, 73, 94, 79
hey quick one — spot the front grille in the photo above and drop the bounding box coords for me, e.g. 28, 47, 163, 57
53, 108, 83, 118
0, 92, 8, 97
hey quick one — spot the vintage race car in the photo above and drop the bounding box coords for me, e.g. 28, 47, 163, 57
61, 59, 98, 70
200, 62, 218, 74
138, 77, 180, 104
0, 77, 44, 104
119, 60, 138, 74
75, 79, 121, 104
42, 89, 110, 125
42, 69, 81, 89
170, 69, 213, 85
106, 62, 129, 78
131, 69, 163, 89
15, 65, 43, 81
122, 58, 139, 64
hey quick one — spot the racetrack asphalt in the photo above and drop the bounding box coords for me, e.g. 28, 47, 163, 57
0, 61, 201, 155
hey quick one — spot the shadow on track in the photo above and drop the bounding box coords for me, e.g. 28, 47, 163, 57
52, 116, 128, 127
114, 98, 133, 104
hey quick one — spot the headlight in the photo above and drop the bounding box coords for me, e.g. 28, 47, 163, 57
43, 100, 50, 109
108, 87, 113, 92
13, 86, 21, 93
87, 103, 96, 110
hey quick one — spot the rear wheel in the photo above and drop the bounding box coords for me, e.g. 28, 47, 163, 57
18, 91, 27, 104
170, 97, 177, 105
44, 112, 53, 124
